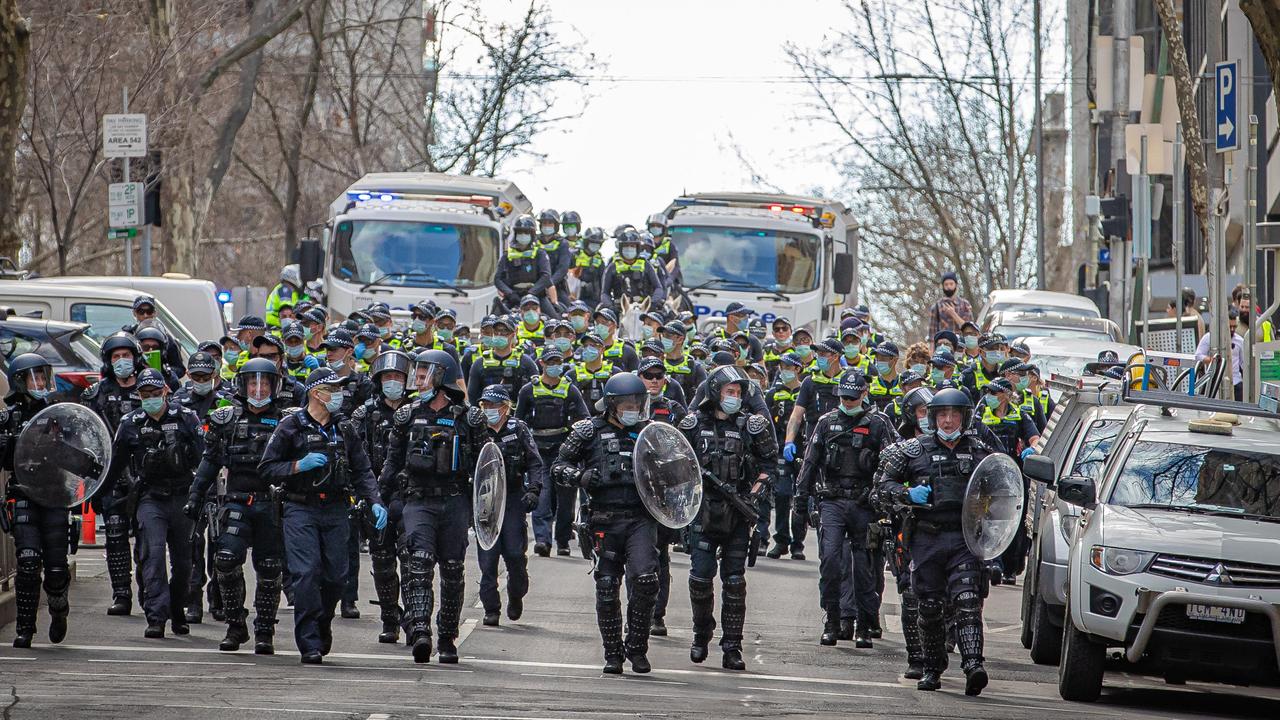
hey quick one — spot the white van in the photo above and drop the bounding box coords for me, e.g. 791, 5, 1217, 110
0, 283, 200, 359
31, 274, 226, 342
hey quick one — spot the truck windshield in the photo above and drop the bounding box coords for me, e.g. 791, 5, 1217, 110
1110, 440, 1280, 519
332, 219, 499, 287
669, 225, 819, 294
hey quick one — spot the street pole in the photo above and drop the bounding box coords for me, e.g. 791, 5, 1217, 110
1210, 188, 1230, 399
1034, 0, 1045, 289
1108, 0, 1131, 327
1137, 136, 1150, 347
1245, 116, 1259, 401
122, 88, 133, 277
1006, 78, 1017, 288
1173, 122, 1184, 352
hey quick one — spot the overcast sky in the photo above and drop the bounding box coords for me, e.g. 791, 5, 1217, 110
500, 0, 848, 228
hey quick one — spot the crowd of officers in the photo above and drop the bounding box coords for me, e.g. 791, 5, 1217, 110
1, 254, 1050, 696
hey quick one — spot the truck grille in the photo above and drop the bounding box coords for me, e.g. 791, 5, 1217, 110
1148, 553, 1280, 589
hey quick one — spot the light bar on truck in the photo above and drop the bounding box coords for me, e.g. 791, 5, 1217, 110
345, 191, 497, 208
671, 196, 835, 227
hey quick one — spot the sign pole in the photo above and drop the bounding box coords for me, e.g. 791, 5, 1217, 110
1173, 123, 1184, 352
122, 88, 132, 277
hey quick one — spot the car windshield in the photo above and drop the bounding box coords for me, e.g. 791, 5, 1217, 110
669, 225, 820, 294
995, 324, 1113, 342
992, 301, 1098, 319
332, 219, 499, 288
1069, 419, 1123, 481
1109, 440, 1280, 519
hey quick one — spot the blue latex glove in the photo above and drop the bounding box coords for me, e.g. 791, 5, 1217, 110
907, 484, 932, 504
1020, 446, 1037, 460
371, 503, 388, 531
354, 342, 366, 359
783, 442, 798, 462
297, 452, 328, 472
303, 354, 320, 370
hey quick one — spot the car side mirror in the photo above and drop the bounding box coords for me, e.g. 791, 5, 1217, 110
1057, 474, 1097, 508
1023, 454, 1056, 484
833, 253, 854, 294
299, 237, 323, 284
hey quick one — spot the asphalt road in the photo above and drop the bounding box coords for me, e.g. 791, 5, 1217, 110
2, 534, 1277, 719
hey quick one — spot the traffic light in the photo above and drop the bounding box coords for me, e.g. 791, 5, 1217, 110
1099, 195, 1130, 240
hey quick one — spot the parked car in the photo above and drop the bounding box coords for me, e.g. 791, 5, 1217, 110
984, 311, 1122, 343
1056, 393, 1280, 701
0, 283, 198, 359
977, 289, 1102, 325
30, 274, 227, 343
0, 317, 102, 402
1019, 336, 1141, 398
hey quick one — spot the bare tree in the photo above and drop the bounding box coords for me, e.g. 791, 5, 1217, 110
788, 0, 1037, 339
1153, 0, 1210, 243
0, 0, 29, 262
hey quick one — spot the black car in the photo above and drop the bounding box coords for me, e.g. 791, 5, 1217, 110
0, 317, 102, 402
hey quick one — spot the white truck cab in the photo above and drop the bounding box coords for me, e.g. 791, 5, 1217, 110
1057, 387, 1280, 701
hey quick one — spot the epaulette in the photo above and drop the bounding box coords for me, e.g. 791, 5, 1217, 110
676, 413, 698, 431
746, 413, 769, 435
209, 405, 238, 426
393, 403, 414, 426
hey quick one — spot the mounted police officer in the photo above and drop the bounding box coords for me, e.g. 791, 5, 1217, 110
572, 227, 607, 306
103, 368, 205, 638
552, 373, 661, 674
3, 354, 73, 648
496, 214, 556, 316
474, 384, 544, 626
185, 358, 286, 654
677, 366, 777, 670
537, 209, 572, 308
600, 229, 666, 311
350, 349, 413, 643
258, 368, 387, 664
796, 370, 899, 649
517, 346, 589, 557
82, 332, 144, 616
379, 350, 481, 664
875, 387, 997, 695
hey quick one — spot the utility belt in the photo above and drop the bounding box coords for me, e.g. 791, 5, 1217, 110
222, 491, 267, 506
531, 427, 569, 438
817, 486, 870, 502
401, 482, 467, 500
283, 491, 349, 507
588, 506, 645, 524
910, 516, 963, 534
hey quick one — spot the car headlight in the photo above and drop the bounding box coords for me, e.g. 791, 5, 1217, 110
1059, 513, 1079, 543
1089, 545, 1156, 575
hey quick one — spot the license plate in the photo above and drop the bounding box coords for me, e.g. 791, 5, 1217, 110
1185, 604, 1246, 624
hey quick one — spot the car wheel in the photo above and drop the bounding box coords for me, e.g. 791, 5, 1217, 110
1029, 594, 1061, 665
1058, 604, 1105, 702
1019, 559, 1036, 649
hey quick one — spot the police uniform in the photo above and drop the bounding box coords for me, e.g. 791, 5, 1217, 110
378, 387, 483, 663
573, 359, 618, 412
258, 390, 382, 661
173, 372, 233, 623
765, 381, 806, 556
188, 400, 285, 653
573, 250, 605, 306
876, 425, 998, 693
495, 245, 555, 315
664, 353, 706, 401
82, 373, 141, 613
552, 413, 661, 673
541, 234, 573, 301
2, 394, 72, 647
796, 396, 899, 645
350, 392, 409, 643
599, 257, 666, 311
475, 409, 544, 621
103, 377, 205, 635
678, 385, 777, 669
516, 375, 590, 554
467, 348, 538, 404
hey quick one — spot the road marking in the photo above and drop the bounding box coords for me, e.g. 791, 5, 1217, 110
455, 617, 479, 649
418, 715, 661, 720
521, 672, 600, 681
463, 656, 903, 688
987, 623, 1023, 634
974, 701, 1115, 715
368, 715, 391, 720
320, 663, 474, 674
57, 672, 230, 680
0, 657, 36, 661
159, 704, 353, 715
739, 685, 894, 700
87, 658, 256, 666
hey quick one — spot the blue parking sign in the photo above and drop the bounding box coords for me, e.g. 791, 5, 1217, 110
1215, 61, 1238, 153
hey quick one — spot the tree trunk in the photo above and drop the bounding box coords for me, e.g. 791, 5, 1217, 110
1241, 1, 1280, 120
282, 0, 326, 259
1153, 0, 1211, 243
0, 1, 29, 264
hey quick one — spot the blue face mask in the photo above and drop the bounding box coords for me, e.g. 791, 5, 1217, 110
910, 363, 927, 376
642, 326, 655, 339
382, 380, 404, 400
1016, 376, 1030, 391
843, 344, 859, 359
570, 316, 587, 333
618, 409, 643, 426
938, 427, 962, 442
985, 350, 1005, 365
551, 337, 573, 353
779, 369, 797, 384
192, 380, 214, 395
484, 408, 503, 426
594, 323, 610, 340
874, 361, 892, 376
794, 345, 812, 359
545, 364, 564, 378
112, 358, 135, 378
324, 392, 344, 413
29, 387, 50, 400
918, 414, 931, 432
436, 328, 454, 341
816, 356, 831, 372
581, 347, 601, 362
248, 394, 272, 409
523, 311, 540, 325
621, 247, 638, 261
411, 319, 427, 334
964, 336, 979, 350
286, 344, 304, 359
720, 396, 742, 414
492, 336, 511, 351
930, 368, 947, 384
141, 397, 165, 415
661, 338, 675, 352
328, 359, 346, 372
839, 401, 863, 417
984, 394, 1000, 408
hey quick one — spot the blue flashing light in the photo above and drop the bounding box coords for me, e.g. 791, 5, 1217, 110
379, 193, 394, 202
216, 290, 232, 304
346, 190, 400, 203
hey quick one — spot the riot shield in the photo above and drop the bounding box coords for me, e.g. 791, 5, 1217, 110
960, 453, 1026, 560
472, 441, 507, 551
11, 403, 112, 508
632, 422, 703, 529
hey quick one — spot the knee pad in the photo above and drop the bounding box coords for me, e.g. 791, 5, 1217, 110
255, 557, 283, 580
688, 574, 715, 599
369, 546, 397, 567
594, 573, 621, 599
632, 572, 659, 599
918, 597, 946, 622
16, 549, 40, 577
213, 550, 241, 574
953, 590, 982, 613
439, 558, 464, 583
723, 574, 747, 597
408, 550, 436, 575
105, 514, 129, 536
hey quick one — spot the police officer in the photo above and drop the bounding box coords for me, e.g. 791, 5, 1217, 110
796, 370, 899, 648
380, 350, 480, 663
467, 315, 538, 402
538, 209, 572, 307
3, 354, 73, 647
960, 335, 1007, 400
496, 214, 556, 316
517, 347, 589, 557
573, 333, 617, 412
867, 342, 904, 411
637, 356, 687, 637
552, 373, 661, 674
875, 388, 997, 695
267, 264, 304, 328
175, 351, 232, 419
185, 358, 286, 654
474, 385, 544, 625
781, 338, 844, 466
134, 327, 184, 390
677, 366, 777, 670
82, 332, 144, 616
321, 329, 375, 414
660, 321, 706, 400
350, 350, 413, 643
252, 334, 309, 409
282, 321, 321, 382
258, 368, 387, 664
516, 295, 548, 350
104, 368, 205, 638
600, 229, 666, 311
764, 352, 806, 559
572, 227, 607, 306
887, 385, 934, 680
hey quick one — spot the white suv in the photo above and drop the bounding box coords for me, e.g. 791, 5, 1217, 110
1058, 401, 1280, 701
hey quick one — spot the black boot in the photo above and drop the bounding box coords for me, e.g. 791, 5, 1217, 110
436, 560, 465, 651
964, 663, 989, 696
437, 637, 458, 664
688, 575, 716, 663
838, 618, 855, 641
370, 547, 401, 644
900, 590, 924, 678
917, 596, 948, 692
766, 542, 785, 559
252, 560, 283, 653
254, 632, 275, 655
720, 575, 747, 670
602, 656, 624, 674
411, 633, 433, 664
379, 620, 400, 644
955, 592, 987, 695
340, 599, 360, 619
403, 550, 436, 656
45, 569, 69, 644
507, 595, 523, 622
12, 569, 37, 649
627, 652, 651, 674
220, 620, 249, 651
533, 542, 551, 557
623, 573, 658, 672
855, 624, 873, 649
104, 518, 133, 616
820, 613, 839, 646
107, 595, 132, 616
722, 646, 745, 671
650, 616, 667, 637
595, 575, 624, 673
185, 601, 203, 624
917, 669, 942, 691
